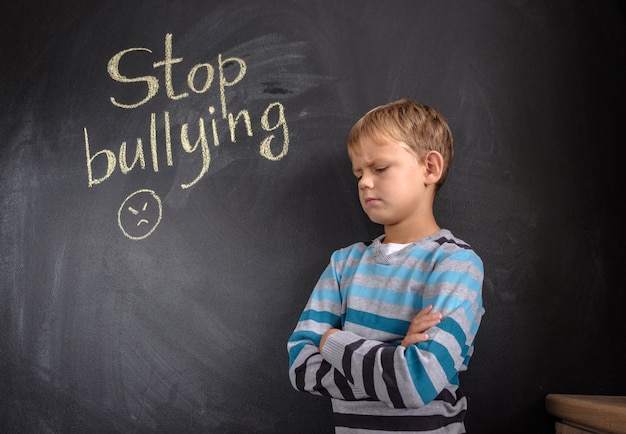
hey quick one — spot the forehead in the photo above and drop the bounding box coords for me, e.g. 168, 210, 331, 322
350, 135, 413, 165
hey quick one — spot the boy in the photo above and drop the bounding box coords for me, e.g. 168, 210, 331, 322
287, 99, 484, 433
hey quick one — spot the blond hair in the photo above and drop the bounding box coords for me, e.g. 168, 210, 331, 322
347, 98, 454, 191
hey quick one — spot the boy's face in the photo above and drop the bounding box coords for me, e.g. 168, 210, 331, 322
350, 135, 431, 229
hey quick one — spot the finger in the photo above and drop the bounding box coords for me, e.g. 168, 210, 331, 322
414, 314, 442, 326
414, 305, 434, 318
401, 332, 430, 347
408, 316, 442, 333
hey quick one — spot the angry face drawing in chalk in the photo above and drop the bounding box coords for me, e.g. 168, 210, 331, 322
117, 189, 163, 240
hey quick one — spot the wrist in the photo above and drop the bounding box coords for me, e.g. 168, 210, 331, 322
320, 328, 339, 354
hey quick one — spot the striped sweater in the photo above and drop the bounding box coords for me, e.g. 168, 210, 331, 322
287, 229, 484, 433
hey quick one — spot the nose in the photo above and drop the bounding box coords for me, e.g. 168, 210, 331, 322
358, 172, 373, 189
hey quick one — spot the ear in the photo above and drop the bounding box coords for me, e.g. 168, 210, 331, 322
422, 150, 444, 186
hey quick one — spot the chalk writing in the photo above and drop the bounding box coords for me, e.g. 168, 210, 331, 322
85, 33, 290, 190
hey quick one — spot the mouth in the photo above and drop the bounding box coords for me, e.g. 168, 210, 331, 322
363, 197, 380, 206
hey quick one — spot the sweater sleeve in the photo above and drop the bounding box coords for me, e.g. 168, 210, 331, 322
319, 248, 484, 409
287, 252, 373, 401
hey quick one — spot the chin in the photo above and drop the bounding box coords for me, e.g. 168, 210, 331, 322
366, 214, 387, 225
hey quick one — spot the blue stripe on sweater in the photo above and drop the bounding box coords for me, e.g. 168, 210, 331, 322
345, 308, 410, 335
341, 264, 481, 293
288, 341, 309, 366
299, 308, 341, 325
288, 329, 323, 366
289, 329, 322, 345
404, 345, 438, 403
429, 248, 483, 268
420, 340, 459, 385
427, 271, 482, 292
437, 317, 470, 358
348, 283, 481, 314
342, 264, 422, 280
319, 266, 338, 280
309, 288, 342, 303
405, 339, 460, 404
423, 296, 479, 326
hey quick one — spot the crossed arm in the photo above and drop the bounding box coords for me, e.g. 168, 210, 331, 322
288, 246, 484, 408
319, 304, 442, 353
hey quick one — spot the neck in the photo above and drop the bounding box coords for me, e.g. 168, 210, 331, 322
383, 217, 441, 244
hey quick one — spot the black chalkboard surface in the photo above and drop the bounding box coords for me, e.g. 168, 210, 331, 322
1, 1, 624, 433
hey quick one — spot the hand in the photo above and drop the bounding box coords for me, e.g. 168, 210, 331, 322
401, 305, 442, 347
319, 328, 339, 354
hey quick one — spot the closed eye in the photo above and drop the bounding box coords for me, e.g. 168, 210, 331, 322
375, 166, 388, 173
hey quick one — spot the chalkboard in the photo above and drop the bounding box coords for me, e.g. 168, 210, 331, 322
1, 1, 624, 433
